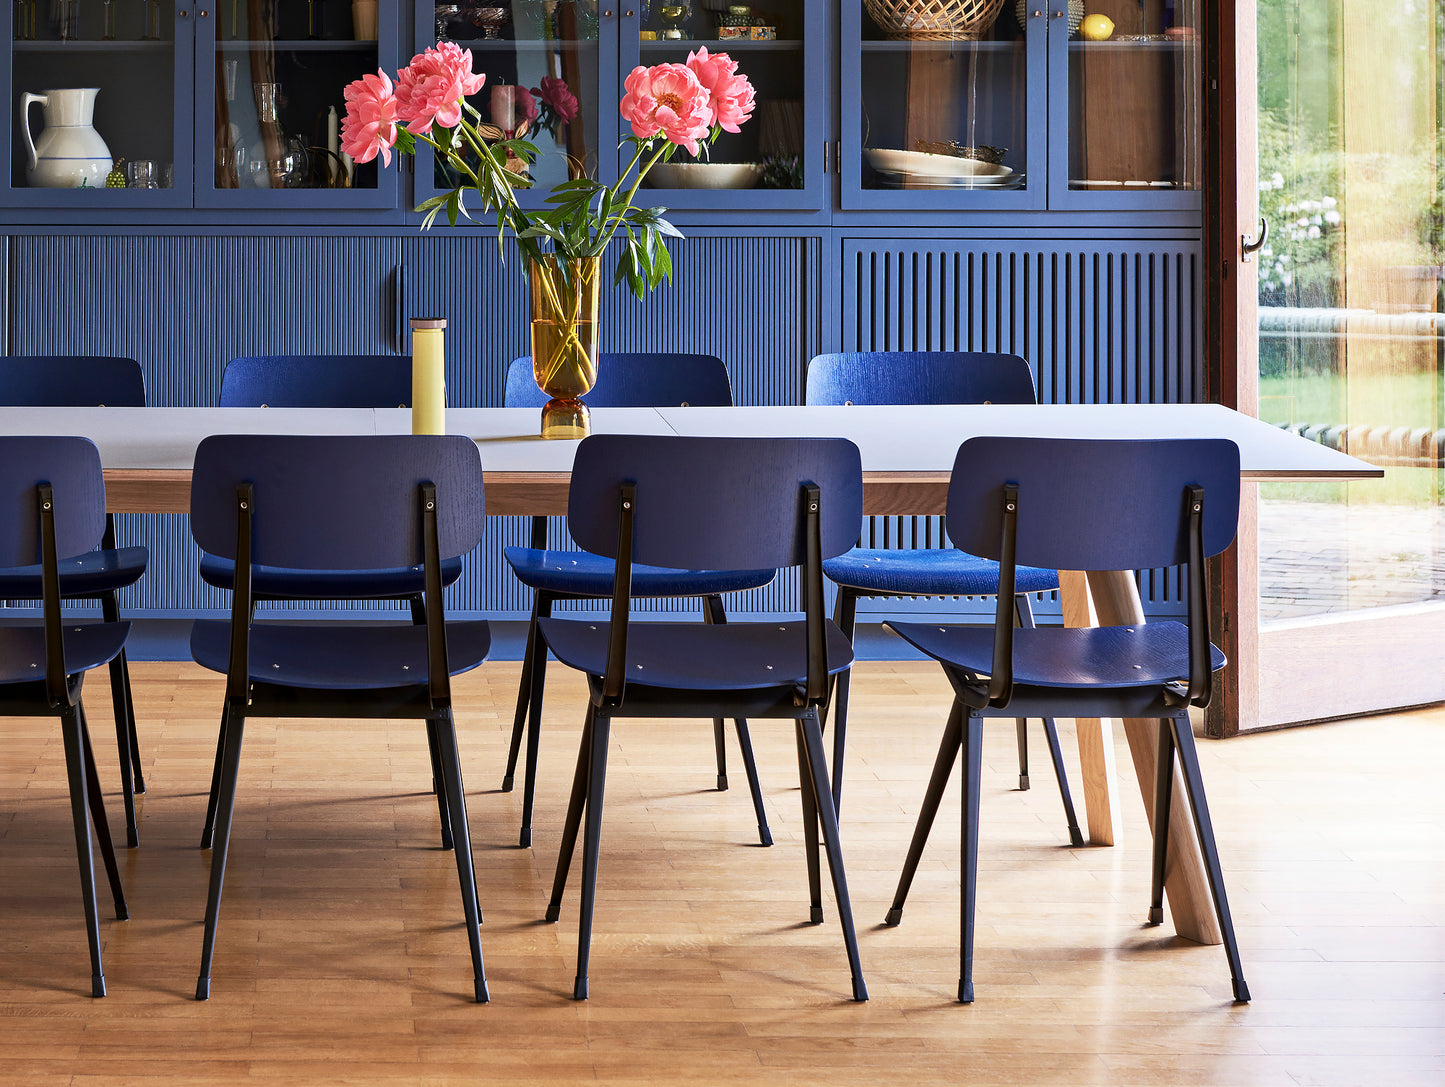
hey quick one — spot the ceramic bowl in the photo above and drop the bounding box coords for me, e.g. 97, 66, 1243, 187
646, 162, 764, 189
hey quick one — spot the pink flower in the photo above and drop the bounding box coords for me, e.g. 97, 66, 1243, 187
340, 69, 399, 166
686, 47, 755, 134
394, 42, 486, 136
619, 63, 711, 156
534, 76, 579, 124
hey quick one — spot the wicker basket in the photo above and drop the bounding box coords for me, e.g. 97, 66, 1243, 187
863, 0, 1008, 40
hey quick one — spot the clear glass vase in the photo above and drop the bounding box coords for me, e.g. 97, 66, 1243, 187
529, 255, 601, 439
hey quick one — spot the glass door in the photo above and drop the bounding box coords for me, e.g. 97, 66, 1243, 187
1250, 0, 1445, 724
841, 0, 1045, 211
197, 0, 397, 208
412, 0, 611, 212
7, 0, 190, 206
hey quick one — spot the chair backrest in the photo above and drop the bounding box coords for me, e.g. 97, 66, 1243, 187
190, 435, 485, 570
504, 353, 734, 408
945, 437, 1241, 572
0, 436, 106, 566
0, 355, 146, 406
220, 355, 411, 407
804, 351, 1038, 407
567, 435, 862, 571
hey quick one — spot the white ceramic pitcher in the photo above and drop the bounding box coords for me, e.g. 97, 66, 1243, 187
20, 88, 112, 188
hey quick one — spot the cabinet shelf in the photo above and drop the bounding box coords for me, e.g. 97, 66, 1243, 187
1069, 39, 1198, 51
217, 39, 380, 52
859, 39, 1021, 53
13, 40, 172, 53
639, 39, 803, 52
455, 38, 599, 51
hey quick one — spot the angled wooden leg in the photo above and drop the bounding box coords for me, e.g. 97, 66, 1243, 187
545, 703, 594, 923
958, 708, 984, 1004
800, 707, 868, 1002
795, 722, 823, 925
101, 592, 140, 846
572, 710, 611, 1001
60, 703, 106, 997
1058, 571, 1123, 847
886, 697, 964, 926
199, 700, 231, 850
433, 710, 489, 1003
78, 703, 127, 919
425, 719, 453, 851
196, 700, 246, 1001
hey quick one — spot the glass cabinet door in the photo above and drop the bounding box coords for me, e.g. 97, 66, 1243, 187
7, 0, 191, 206
1049, 0, 1200, 210
412, 0, 612, 212
197, 0, 398, 208
621, 1, 825, 210
841, 0, 1046, 211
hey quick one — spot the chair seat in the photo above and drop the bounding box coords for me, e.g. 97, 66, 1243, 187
823, 548, 1058, 597
199, 552, 464, 599
504, 546, 774, 597
0, 546, 148, 598
190, 620, 491, 689
0, 620, 132, 684
886, 619, 1226, 689
538, 618, 854, 692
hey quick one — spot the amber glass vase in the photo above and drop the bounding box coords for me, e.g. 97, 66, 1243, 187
529, 254, 601, 439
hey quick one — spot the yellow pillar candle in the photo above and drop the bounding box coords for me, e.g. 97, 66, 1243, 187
409, 317, 447, 435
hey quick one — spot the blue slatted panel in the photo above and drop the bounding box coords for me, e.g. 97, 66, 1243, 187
842, 238, 1203, 616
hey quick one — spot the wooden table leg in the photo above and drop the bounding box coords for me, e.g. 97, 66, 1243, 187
1085, 569, 1224, 946
1057, 571, 1122, 846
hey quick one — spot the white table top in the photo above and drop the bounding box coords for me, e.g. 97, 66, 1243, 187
0, 402, 1380, 480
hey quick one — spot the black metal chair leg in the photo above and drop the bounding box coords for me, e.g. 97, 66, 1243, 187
545, 704, 594, 923
60, 705, 106, 998
796, 723, 824, 924
1149, 719, 1175, 926
519, 617, 550, 849
502, 594, 544, 793
1015, 719, 1029, 790
196, 701, 247, 1000
433, 710, 489, 1003
702, 596, 730, 790
426, 719, 454, 851
800, 707, 868, 1001
827, 587, 858, 813
886, 698, 964, 926
78, 704, 127, 919
199, 700, 231, 849
958, 709, 984, 1004
732, 720, 773, 846
1040, 717, 1085, 847
101, 593, 140, 845
1168, 716, 1251, 1003
572, 710, 612, 1001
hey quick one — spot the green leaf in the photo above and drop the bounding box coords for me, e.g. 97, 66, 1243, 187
395, 129, 416, 155
445, 189, 461, 228
414, 194, 450, 213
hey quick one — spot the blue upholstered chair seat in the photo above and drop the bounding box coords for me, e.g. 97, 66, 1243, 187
199, 552, 464, 598
0, 621, 131, 683
822, 548, 1058, 597
190, 619, 492, 690
504, 546, 773, 597
538, 618, 854, 692
886, 619, 1226, 690
0, 546, 148, 597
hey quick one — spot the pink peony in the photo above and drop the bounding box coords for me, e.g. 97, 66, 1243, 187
340, 69, 399, 166
685, 47, 755, 134
394, 42, 486, 136
534, 76, 579, 124
619, 63, 711, 156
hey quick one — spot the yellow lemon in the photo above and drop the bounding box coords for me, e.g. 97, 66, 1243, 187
1079, 13, 1114, 40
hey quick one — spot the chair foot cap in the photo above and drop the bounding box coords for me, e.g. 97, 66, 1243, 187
1232, 979, 1251, 1003
1147, 906, 1164, 925
1018, 774, 1030, 791
519, 828, 532, 849
958, 979, 974, 1003
851, 977, 869, 1002
758, 825, 773, 847
92, 974, 106, 998
717, 774, 728, 791
199, 831, 213, 850
809, 906, 825, 924
126, 830, 139, 848
573, 977, 589, 1001
115, 903, 129, 922
195, 977, 210, 1001
544, 904, 560, 923
884, 907, 903, 926
475, 977, 490, 1003
134, 777, 146, 795
440, 833, 454, 852
501, 775, 514, 793
1068, 827, 1085, 848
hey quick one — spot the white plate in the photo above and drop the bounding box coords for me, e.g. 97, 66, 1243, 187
644, 162, 763, 189
864, 147, 1012, 180
878, 171, 1025, 190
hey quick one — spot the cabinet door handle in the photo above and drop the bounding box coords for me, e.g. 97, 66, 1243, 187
603, 9, 613, 15
179, 8, 188, 15
1241, 217, 1269, 262
199, 8, 209, 15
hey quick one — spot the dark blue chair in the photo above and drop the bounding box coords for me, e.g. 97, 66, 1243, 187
806, 350, 1082, 847
188, 434, 492, 1003
884, 436, 1250, 1004
219, 354, 412, 407
0, 355, 148, 848
502, 353, 776, 849
538, 434, 868, 1002
0, 436, 130, 997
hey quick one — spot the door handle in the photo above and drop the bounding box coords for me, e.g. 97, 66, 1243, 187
1241, 217, 1269, 262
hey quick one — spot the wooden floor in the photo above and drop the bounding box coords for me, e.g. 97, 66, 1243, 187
2, 660, 1442, 1086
